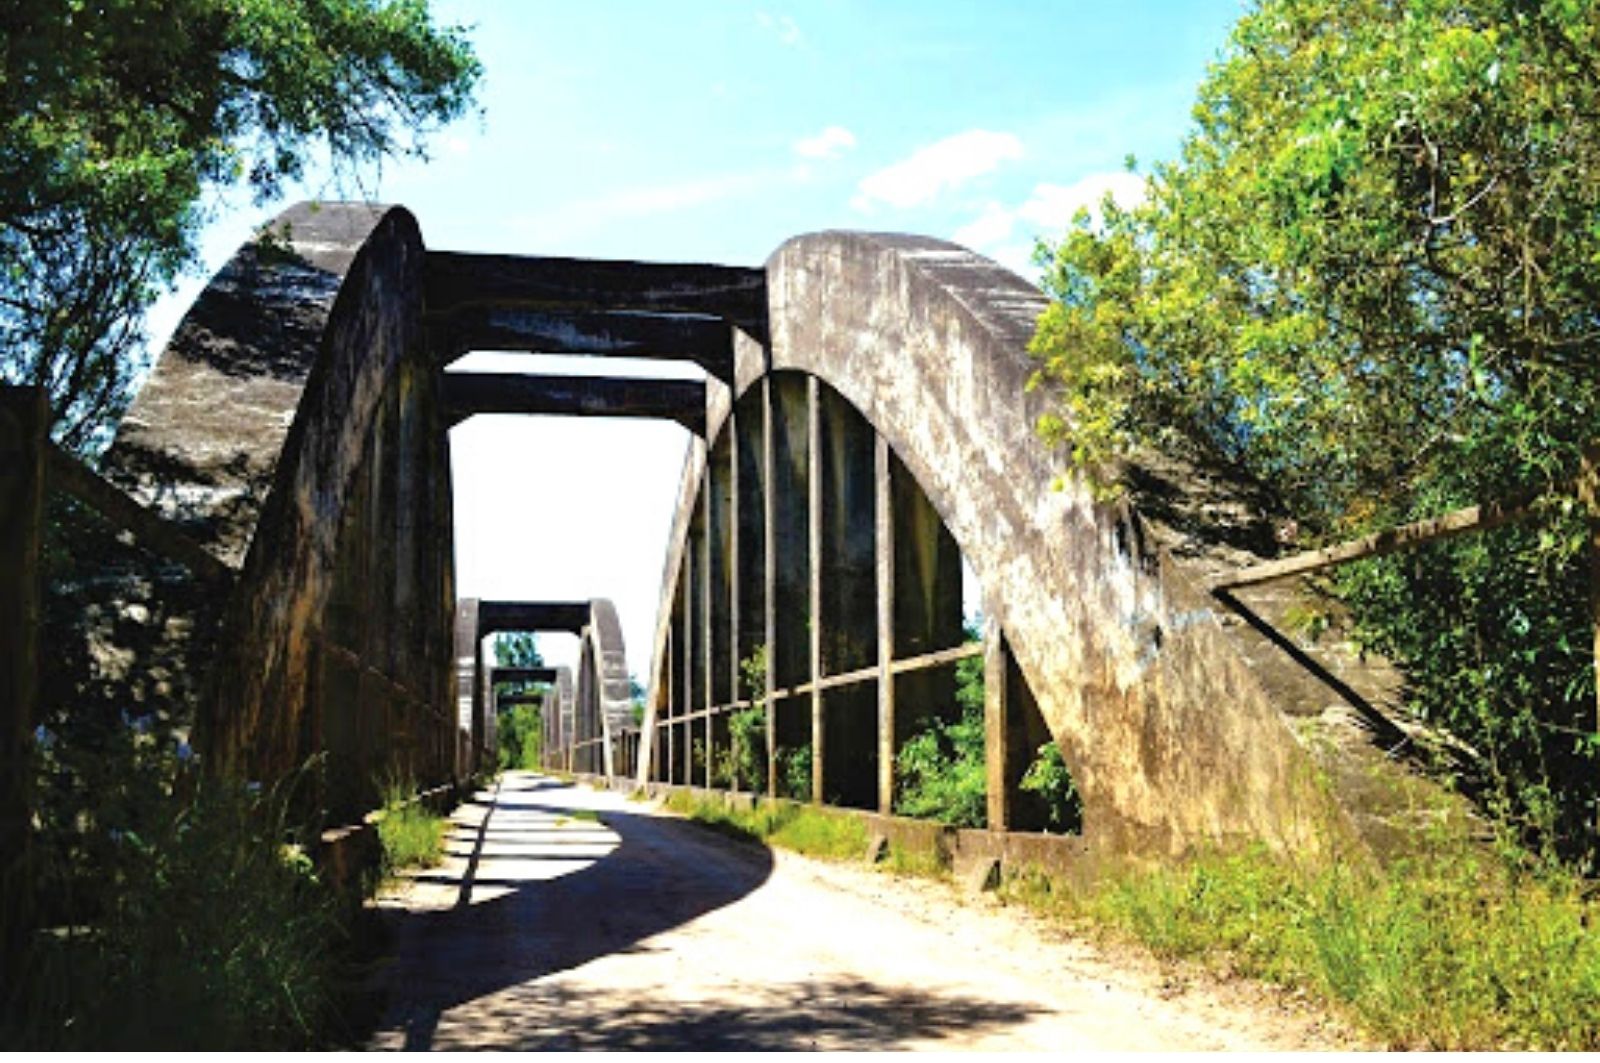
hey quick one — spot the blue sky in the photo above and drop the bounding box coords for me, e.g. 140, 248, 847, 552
148, 1, 1248, 675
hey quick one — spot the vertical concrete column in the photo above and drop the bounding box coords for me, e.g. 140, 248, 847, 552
452, 599, 481, 781
0, 387, 47, 974
983, 612, 1012, 832
807, 375, 824, 803
767, 374, 811, 797
876, 434, 896, 814
701, 485, 714, 787
476, 632, 493, 775
727, 413, 741, 719
662, 626, 675, 783
761, 380, 779, 794
818, 387, 881, 810
680, 556, 694, 785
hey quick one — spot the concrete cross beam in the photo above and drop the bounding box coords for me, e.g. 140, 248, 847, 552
432, 306, 735, 381
492, 666, 559, 685
424, 251, 767, 342
478, 600, 591, 637
441, 372, 706, 435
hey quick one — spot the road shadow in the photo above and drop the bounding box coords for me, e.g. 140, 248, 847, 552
414, 972, 1049, 1051
369, 774, 777, 1049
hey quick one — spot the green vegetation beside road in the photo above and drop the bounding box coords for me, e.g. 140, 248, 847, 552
662, 790, 868, 862
376, 781, 449, 879
1003, 842, 1600, 1050
9, 768, 343, 1049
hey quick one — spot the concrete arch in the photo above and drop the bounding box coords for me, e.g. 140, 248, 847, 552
643, 232, 1344, 859
104, 202, 454, 816
463, 597, 633, 779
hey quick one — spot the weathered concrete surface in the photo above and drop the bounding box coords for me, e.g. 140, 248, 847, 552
366, 773, 1359, 1051
424, 252, 767, 342
464, 598, 633, 778
640, 233, 1358, 860
101, 202, 457, 813
431, 307, 735, 381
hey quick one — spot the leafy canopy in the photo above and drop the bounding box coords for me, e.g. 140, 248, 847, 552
1032, 0, 1599, 521
1030, 0, 1600, 862
1, 0, 481, 448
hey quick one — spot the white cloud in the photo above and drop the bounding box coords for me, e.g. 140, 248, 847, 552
756, 11, 802, 46
793, 125, 856, 160
852, 130, 1024, 212
952, 170, 1145, 251
1016, 171, 1145, 229
948, 171, 1146, 280
953, 201, 1016, 249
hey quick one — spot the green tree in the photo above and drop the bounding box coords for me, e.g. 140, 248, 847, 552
1, 0, 481, 449
1030, 0, 1599, 861
493, 632, 543, 669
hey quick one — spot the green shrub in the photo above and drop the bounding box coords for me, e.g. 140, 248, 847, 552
894, 654, 987, 827
375, 782, 447, 876
728, 706, 767, 792
1019, 741, 1083, 833
775, 744, 812, 801
666, 792, 866, 861
496, 701, 542, 771
12, 769, 341, 1049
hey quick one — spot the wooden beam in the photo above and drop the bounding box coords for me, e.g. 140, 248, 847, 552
1209, 489, 1547, 592
0, 388, 46, 974
442, 372, 705, 434
46, 445, 234, 586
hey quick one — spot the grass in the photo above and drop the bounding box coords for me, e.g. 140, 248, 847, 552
375, 783, 448, 877
9, 771, 344, 1049
879, 840, 949, 879
997, 843, 1600, 1050
662, 791, 868, 861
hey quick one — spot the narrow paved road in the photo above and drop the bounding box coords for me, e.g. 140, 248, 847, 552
366, 772, 1359, 1051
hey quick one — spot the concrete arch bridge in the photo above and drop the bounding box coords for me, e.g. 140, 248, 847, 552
88, 201, 1413, 864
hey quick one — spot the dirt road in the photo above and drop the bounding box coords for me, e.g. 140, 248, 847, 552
366, 771, 1361, 1051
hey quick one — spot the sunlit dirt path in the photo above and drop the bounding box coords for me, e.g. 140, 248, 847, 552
365, 771, 1361, 1051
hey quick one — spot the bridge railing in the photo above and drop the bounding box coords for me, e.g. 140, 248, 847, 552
2, 385, 252, 968
1207, 444, 1600, 798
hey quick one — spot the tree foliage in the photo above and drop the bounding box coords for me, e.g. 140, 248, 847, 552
493, 631, 543, 669
1, 0, 481, 448
1030, 0, 1599, 861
